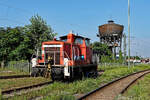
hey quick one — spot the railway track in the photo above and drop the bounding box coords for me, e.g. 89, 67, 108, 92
1, 81, 53, 99
78, 69, 150, 100
2, 70, 104, 98
2, 81, 53, 98
0, 75, 30, 79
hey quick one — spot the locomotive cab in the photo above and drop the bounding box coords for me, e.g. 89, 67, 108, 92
32, 32, 97, 80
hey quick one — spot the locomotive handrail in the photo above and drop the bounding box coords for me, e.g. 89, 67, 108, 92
64, 51, 71, 60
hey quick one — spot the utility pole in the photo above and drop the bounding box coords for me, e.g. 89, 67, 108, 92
123, 34, 127, 64
128, 0, 130, 68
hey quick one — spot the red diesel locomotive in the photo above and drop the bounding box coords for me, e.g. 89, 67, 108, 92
32, 32, 97, 80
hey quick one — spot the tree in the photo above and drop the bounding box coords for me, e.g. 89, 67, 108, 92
92, 42, 112, 55
118, 50, 123, 63
92, 42, 112, 63
0, 27, 24, 67
24, 15, 57, 56
0, 27, 7, 67
7, 27, 24, 61
0, 27, 23, 58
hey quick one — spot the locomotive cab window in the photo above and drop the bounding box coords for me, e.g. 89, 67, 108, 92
60, 36, 67, 42
85, 39, 90, 46
75, 38, 83, 44
61, 38, 67, 42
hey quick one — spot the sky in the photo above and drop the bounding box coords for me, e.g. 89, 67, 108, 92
0, 0, 150, 57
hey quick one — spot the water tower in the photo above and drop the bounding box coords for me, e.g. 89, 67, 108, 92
98, 20, 124, 58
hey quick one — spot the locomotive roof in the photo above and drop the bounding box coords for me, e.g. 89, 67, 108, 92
59, 35, 90, 40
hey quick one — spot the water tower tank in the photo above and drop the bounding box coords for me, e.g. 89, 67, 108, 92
99, 20, 124, 37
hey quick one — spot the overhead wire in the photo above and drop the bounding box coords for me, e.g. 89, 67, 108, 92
0, 2, 32, 26
0, 2, 32, 15
128, 37, 150, 57
0, 18, 25, 25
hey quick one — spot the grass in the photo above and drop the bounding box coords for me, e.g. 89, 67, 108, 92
116, 73, 150, 100
0, 77, 51, 91
3, 64, 150, 100
0, 89, 2, 100
0, 67, 29, 76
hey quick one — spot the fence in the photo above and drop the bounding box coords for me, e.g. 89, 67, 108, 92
98, 63, 126, 69
6, 61, 31, 73
99, 62, 128, 66
5, 61, 146, 72
98, 62, 147, 70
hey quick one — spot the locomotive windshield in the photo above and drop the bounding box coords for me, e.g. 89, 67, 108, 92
85, 39, 90, 46
60, 36, 67, 42
61, 38, 67, 42
75, 38, 83, 44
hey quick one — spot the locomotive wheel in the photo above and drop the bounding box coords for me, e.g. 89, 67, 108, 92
51, 68, 63, 81
88, 71, 98, 78
31, 68, 39, 77
37, 69, 42, 77
31, 71, 36, 77
40, 69, 46, 77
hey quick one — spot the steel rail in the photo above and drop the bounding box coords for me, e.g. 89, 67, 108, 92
2, 81, 53, 95
120, 71, 150, 94
78, 69, 150, 100
0, 75, 30, 79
